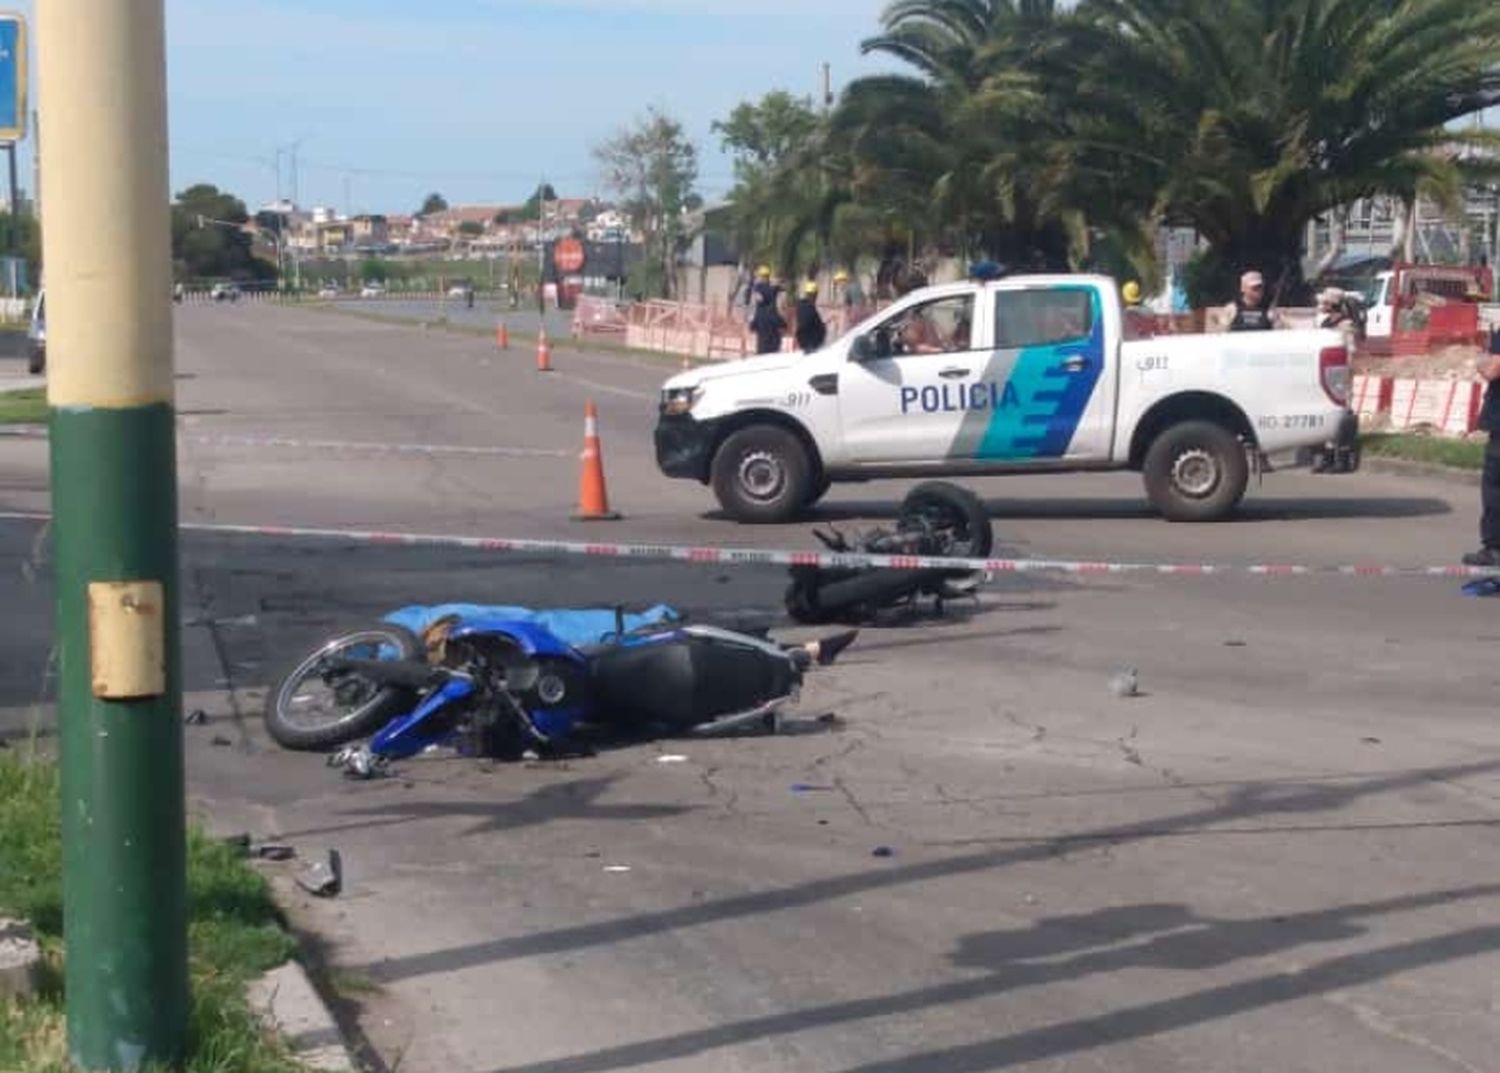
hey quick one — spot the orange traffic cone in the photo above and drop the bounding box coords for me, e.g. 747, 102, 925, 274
496, 319, 510, 350
573, 401, 621, 521
536, 328, 553, 372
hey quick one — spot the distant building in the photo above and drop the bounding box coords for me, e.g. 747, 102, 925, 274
351, 214, 389, 247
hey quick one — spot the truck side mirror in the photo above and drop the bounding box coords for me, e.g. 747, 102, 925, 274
851, 330, 892, 361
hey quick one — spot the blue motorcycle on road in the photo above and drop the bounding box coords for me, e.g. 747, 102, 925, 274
263, 604, 855, 772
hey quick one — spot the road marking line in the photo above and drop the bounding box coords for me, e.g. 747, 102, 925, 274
0, 511, 1494, 580
185, 435, 570, 458
548, 373, 656, 402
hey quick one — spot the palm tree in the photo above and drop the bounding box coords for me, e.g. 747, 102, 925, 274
835, 0, 1084, 272
1044, 0, 1500, 301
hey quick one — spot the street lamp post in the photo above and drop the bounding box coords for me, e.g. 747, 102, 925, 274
37, 0, 188, 1066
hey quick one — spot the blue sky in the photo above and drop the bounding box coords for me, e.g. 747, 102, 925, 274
9, 1, 896, 215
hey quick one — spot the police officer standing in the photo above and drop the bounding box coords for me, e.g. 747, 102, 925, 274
1226, 270, 1283, 332
1463, 325, 1500, 568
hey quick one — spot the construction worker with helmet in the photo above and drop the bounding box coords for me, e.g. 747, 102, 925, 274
795, 279, 828, 353
1122, 280, 1153, 340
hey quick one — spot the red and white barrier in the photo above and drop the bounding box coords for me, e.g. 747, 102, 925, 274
1350, 375, 1394, 420
1354, 373, 1484, 436
1386, 378, 1484, 436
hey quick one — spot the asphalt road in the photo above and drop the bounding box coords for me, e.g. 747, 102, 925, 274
4, 304, 1500, 1073
322, 296, 578, 339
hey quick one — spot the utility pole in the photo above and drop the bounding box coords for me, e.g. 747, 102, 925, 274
37, 1, 188, 1069
537, 179, 547, 318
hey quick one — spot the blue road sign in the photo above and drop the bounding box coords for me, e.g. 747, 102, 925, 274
0, 15, 26, 143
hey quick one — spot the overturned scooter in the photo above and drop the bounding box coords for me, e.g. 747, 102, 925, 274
786, 481, 994, 624
263, 606, 857, 774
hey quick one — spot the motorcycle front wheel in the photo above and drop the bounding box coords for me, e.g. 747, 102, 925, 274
899, 481, 993, 598
263, 623, 423, 751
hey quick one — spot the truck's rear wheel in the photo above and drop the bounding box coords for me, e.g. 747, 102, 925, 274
1143, 421, 1249, 522
711, 426, 813, 524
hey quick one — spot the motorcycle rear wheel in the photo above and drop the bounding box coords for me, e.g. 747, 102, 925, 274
264, 623, 423, 751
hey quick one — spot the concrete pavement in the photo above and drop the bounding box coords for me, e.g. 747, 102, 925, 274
4, 303, 1500, 1072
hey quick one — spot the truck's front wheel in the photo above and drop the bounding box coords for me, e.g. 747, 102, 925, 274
1143, 421, 1249, 522
711, 426, 813, 524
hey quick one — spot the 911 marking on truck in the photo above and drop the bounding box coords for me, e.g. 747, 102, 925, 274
901, 381, 1022, 415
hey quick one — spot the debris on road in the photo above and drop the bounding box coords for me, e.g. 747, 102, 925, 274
791, 783, 835, 794
295, 850, 343, 898
210, 734, 234, 747
871, 846, 896, 859
184, 708, 208, 726
602, 865, 632, 874
223, 834, 298, 861
1110, 669, 1141, 698
656, 754, 689, 764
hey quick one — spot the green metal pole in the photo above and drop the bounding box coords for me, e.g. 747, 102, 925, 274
37, 1, 187, 1069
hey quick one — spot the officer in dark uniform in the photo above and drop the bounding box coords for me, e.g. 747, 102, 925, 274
1464, 325, 1500, 567
751, 287, 786, 356
1227, 270, 1278, 332
794, 280, 828, 353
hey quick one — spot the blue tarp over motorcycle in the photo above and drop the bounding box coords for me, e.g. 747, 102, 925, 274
383, 603, 680, 647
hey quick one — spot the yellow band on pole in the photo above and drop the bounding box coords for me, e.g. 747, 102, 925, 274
37, 0, 174, 409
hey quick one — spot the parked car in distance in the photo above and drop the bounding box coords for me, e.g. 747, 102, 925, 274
27, 290, 44, 375
359, 283, 386, 299
210, 282, 241, 303
318, 285, 340, 300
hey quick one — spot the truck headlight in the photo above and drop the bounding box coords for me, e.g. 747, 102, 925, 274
661, 386, 703, 416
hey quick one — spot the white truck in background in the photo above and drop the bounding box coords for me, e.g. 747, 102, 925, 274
655, 274, 1358, 523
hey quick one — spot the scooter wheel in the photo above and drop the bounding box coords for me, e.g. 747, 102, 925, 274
263, 622, 422, 751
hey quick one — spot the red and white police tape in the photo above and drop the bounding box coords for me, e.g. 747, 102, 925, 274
0, 511, 1496, 580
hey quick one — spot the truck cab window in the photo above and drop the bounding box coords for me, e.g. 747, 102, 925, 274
873, 295, 976, 357
995, 289, 1094, 349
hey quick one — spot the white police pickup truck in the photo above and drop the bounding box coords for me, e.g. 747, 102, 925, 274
655, 274, 1358, 523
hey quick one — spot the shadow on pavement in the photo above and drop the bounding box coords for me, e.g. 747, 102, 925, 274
487, 877, 1500, 1073
279, 773, 694, 842
358, 757, 1500, 988
799, 495, 1452, 525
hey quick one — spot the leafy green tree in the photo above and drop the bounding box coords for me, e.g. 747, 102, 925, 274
594, 110, 699, 299
714, 91, 822, 177
359, 258, 388, 283
524, 183, 557, 214
457, 220, 484, 237
419, 192, 449, 216
0, 211, 42, 290
171, 184, 275, 283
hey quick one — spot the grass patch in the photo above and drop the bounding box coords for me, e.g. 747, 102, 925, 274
0, 753, 305, 1072
1361, 433, 1486, 471
0, 388, 45, 425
